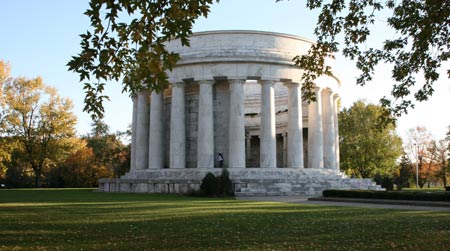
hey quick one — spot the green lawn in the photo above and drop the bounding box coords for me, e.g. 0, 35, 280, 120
0, 189, 449, 251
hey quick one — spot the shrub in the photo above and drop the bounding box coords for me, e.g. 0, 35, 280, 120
374, 174, 394, 191
198, 169, 234, 197
217, 168, 233, 196
200, 172, 218, 196
322, 189, 450, 202
446, 186, 450, 192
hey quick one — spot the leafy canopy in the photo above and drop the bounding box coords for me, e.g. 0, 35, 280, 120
0, 73, 77, 187
70, 0, 449, 121
287, 0, 449, 122
339, 100, 403, 178
67, 0, 217, 119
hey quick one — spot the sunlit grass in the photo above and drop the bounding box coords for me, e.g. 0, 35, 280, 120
0, 189, 449, 251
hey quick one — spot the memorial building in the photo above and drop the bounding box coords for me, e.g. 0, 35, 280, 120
99, 30, 381, 195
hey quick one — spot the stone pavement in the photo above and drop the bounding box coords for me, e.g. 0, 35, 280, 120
236, 196, 450, 212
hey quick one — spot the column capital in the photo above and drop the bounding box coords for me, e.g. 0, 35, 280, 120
313, 86, 323, 99
284, 82, 300, 88
138, 89, 151, 96
333, 92, 340, 100
322, 88, 334, 96
171, 82, 185, 88
198, 79, 215, 85
228, 79, 246, 85
151, 88, 166, 95
258, 79, 276, 86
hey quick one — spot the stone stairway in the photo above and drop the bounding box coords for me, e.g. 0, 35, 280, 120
234, 176, 383, 196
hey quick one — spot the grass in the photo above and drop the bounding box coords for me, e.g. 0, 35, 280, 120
0, 189, 449, 251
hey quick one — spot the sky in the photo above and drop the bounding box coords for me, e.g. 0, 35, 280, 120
1, 0, 449, 140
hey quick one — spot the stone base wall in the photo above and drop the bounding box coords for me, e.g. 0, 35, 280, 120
98, 168, 383, 196
99, 179, 200, 194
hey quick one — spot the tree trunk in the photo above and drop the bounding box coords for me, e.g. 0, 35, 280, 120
35, 170, 42, 188
32, 163, 42, 188
443, 171, 447, 187
443, 161, 447, 187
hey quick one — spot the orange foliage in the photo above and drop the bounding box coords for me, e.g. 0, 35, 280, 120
60, 147, 113, 187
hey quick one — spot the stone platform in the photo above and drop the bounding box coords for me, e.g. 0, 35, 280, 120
98, 168, 383, 196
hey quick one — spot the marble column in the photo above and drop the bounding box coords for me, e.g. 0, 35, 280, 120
333, 93, 340, 170
282, 132, 288, 168
170, 83, 186, 169
308, 87, 324, 169
197, 80, 215, 168
148, 91, 164, 169
322, 89, 337, 169
135, 90, 150, 170
228, 79, 246, 168
287, 82, 304, 169
259, 80, 277, 168
130, 95, 138, 171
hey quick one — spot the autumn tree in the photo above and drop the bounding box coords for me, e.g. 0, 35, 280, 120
84, 119, 130, 178
422, 141, 440, 188
403, 126, 444, 188
0, 60, 12, 179
58, 146, 112, 187
430, 137, 449, 187
0, 74, 77, 187
69, 1, 449, 121
339, 100, 402, 178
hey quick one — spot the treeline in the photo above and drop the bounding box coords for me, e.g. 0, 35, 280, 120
2, 123, 130, 188
400, 126, 450, 189
0, 60, 129, 188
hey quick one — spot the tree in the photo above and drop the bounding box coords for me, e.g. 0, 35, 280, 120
59, 146, 112, 187
339, 100, 402, 178
403, 126, 445, 188
0, 75, 77, 187
0, 60, 12, 179
67, 0, 215, 118
291, 0, 449, 122
446, 126, 450, 186
430, 137, 449, 187
69, 1, 449, 120
395, 154, 413, 190
84, 119, 129, 178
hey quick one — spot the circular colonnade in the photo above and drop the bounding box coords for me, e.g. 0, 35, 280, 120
99, 31, 380, 195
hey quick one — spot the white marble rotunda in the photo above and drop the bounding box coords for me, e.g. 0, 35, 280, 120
99, 30, 381, 196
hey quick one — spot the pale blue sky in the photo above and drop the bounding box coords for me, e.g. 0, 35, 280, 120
1, 0, 449, 139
